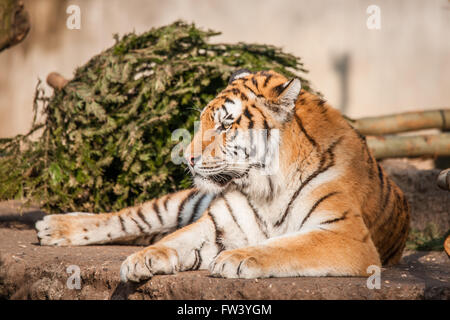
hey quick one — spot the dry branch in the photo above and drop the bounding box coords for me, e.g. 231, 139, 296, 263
367, 133, 450, 159
348, 109, 450, 135
0, 0, 30, 52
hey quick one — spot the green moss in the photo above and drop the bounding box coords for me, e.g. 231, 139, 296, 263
0, 21, 314, 213
406, 224, 449, 251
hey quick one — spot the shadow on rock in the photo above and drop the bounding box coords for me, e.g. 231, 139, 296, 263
110, 281, 142, 300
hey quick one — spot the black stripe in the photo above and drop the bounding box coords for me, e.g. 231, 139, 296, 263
320, 210, 349, 225
237, 260, 245, 277
263, 119, 271, 139
187, 247, 200, 271
356, 129, 367, 143
163, 194, 171, 211
239, 190, 269, 238
263, 74, 273, 87
222, 105, 229, 117
224, 97, 234, 104
315, 98, 326, 107
118, 216, 127, 233
223, 87, 240, 96
222, 196, 248, 240
147, 233, 157, 244
130, 217, 145, 233
207, 211, 226, 252
272, 83, 286, 96
299, 192, 340, 229
294, 114, 318, 148
243, 83, 257, 96
136, 207, 152, 230
275, 137, 343, 227
267, 176, 274, 196
249, 105, 269, 145
153, 201, 163, 225
377, 163, 384, 194
244, 107, 254, 128
244, 108, 255, 148
191, 242, 205, 270
240, 92, 248, 101
188, 194, 207, 225
177, 190, 198, 228
252, 77, 259, 90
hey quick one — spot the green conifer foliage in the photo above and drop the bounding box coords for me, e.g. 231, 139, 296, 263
0, 21, 313, 213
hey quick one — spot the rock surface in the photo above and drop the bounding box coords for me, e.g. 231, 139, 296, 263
0, 166, 449, 300
0, 228, 448, 300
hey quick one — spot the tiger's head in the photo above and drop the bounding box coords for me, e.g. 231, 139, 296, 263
184, 70, 301, 194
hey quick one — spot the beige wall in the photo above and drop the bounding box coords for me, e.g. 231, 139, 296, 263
0, 0, 449, 137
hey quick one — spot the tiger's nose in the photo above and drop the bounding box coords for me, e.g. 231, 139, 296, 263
186, 155, 201, 167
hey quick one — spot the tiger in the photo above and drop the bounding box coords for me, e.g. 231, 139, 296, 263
35, 69, 410, 282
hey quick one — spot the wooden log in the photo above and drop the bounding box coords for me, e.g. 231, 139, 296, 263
348, 109, 450, 135
367, 133, 450, 159
0, 0, 30, 52
46, 72, 69, 90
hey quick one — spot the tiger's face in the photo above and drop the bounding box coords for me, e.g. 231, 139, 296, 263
185, 70, 301, 193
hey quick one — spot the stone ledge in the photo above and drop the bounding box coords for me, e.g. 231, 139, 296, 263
0, 228, 448, 300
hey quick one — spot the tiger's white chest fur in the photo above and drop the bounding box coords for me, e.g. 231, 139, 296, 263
202, 164, 343, 248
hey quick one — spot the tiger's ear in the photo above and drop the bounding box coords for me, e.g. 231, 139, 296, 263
268, 78, 301, 122
273, 78, 302, 107
228, 69, 252, 84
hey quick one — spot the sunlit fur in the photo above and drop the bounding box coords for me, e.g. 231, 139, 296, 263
36, 70, 410, 282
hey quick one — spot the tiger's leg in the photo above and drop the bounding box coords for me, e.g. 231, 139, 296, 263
210, 228, 381, 279
119, 212, 220, 282
35, 189, 214, 246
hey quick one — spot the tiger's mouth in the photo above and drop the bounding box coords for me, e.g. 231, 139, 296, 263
207, 173, 234, 186
193, 170, 244, 191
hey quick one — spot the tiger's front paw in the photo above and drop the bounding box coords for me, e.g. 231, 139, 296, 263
209, 249, 265, 279
120, 246, 179, 283
35, 213, 94, 246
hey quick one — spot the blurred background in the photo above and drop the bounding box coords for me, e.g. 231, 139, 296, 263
0, 0, 449, 138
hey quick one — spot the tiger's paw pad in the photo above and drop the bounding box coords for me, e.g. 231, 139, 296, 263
120, 246, 179, 283
209, 249, 265, 279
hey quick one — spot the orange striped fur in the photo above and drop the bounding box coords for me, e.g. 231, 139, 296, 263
36, 70, 410, 282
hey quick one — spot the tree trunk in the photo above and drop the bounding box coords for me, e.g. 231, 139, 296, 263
0, 0, 30, 52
